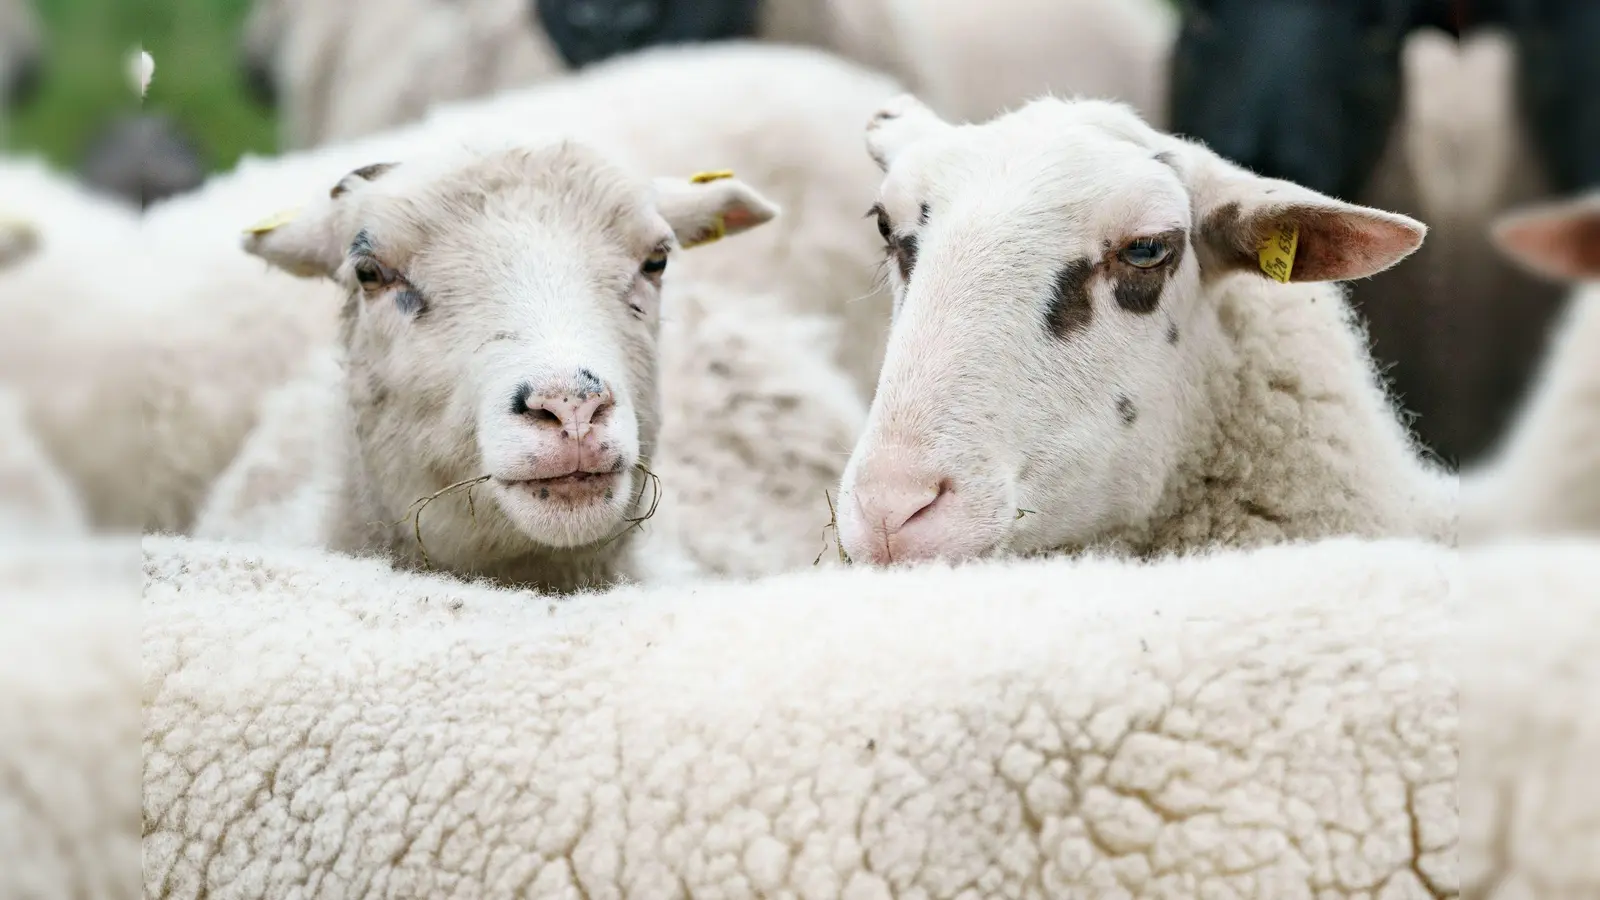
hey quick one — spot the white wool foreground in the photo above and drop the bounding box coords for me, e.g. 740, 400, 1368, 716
144, 535, 1457, 898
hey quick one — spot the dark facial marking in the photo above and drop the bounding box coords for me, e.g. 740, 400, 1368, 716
919, 203, 930, 226
575, 368, 605, 397
1166, 321, 1180, 345
1195, 201, 1260, 274
349, 229, 374, 257
1116, 395, 1138, 427
1045, 258, 1094, 339
539, 487, 550, 500
895, 233, 919, 282
394, 288, 427, 317
510, 382, 533, 416
330, 161, 399, 198
1113, 229, 1187, 315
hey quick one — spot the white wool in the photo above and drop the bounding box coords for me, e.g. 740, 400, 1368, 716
1463, 286, 1600, 540
250, 0, 1174, 150
835, 93, 1454, 566
143, 533, 1457, 897
1458, 537, 1600, 897
0, 386, 89, 537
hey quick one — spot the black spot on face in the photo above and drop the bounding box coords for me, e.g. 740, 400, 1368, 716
1116, 395, 1137, 426
895, 233, 918, 282
575, 368, 605, 396
1112, 229, 1186, 315
605, 488, 614, 502
394, 288, 427, 316
539, 487, 550, 500
1166, 321, 1180, 345
510, 382, 533, 416
918, 203, 930, 226
1046, 258, 1094, 339
349, 229, 374, 257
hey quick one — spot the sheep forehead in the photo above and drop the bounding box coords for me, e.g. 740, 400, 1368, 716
376, 143, 664, 248
886, 108, 1190, 249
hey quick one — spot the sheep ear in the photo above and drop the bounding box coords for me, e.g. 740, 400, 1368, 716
241, 162, 398, 279
865, 94, 952, 172
0, 217, 40, 270
653, 172, 780, 250
1491, 193, 1600, 283
1184, 150, 1426, 283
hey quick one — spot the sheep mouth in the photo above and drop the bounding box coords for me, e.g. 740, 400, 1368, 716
498, 471, 621, 505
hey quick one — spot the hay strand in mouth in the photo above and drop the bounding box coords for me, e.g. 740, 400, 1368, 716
394, 474, 492, 568
598, 462, 662, 548
814, 489, 853, 566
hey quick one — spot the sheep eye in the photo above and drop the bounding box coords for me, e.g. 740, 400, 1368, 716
875, 212, 893, 243
353, 258, 391, 287
1119, 238, 1173, 269
641, 250, 668, 277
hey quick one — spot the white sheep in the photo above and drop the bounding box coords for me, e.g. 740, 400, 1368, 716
243, 0, 1175, 150
0, 158, 337, 534
142, 532, 1457, 897
833, 93, 1456, 566
201, 138, 864, 591
1460, 191, 1600, 539
6, 44, 894, 539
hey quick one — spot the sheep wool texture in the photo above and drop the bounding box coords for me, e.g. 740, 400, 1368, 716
144, 534, 1458, 898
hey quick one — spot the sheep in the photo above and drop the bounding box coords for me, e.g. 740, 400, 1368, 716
204, 137, 871, 592
142, 531, 1456, 897
1167, 3, 1575, 469
0, 155, 336, 534
9, 43, 894, 538
0, 0, 41, 110
76, 112, 209, 210
1460, 191, 1600, 539
832, 93, 1455, 567
240, 0, 1175, 151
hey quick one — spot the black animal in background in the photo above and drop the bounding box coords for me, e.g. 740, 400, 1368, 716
1168, 0, 1594, 470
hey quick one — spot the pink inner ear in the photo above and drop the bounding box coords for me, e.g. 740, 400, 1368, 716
1288, 208, 1425, 282
1494, 210, 1600, 283
721, 205, 761, 233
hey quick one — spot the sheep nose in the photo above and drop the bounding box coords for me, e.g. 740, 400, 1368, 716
513, 373, 615, 441
842, 473, 951, 565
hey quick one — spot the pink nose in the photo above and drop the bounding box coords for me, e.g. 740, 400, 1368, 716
513, 373, 614, 441
842, 475, 950, 565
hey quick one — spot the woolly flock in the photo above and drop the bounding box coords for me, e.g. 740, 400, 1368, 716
2, 0, 1597, 896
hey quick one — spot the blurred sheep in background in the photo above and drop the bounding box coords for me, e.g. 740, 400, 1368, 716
0, 0, 42, 111
1168, 0, 1598, 470
237, 0, 1176, 150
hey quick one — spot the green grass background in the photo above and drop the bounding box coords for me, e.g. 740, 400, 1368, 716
5, 0, 278, 172
4, 0, 1183, 175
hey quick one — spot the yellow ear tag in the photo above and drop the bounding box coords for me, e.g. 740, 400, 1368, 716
1258, 222, 1299, 283
679, 213, 727, 250
243, 206, 302, 236
689, 169, 735, 184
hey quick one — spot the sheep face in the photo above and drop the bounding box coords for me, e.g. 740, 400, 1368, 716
1167, 0, 1443, 202
837, 95, 1425, 566
244, 143, 777, 555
